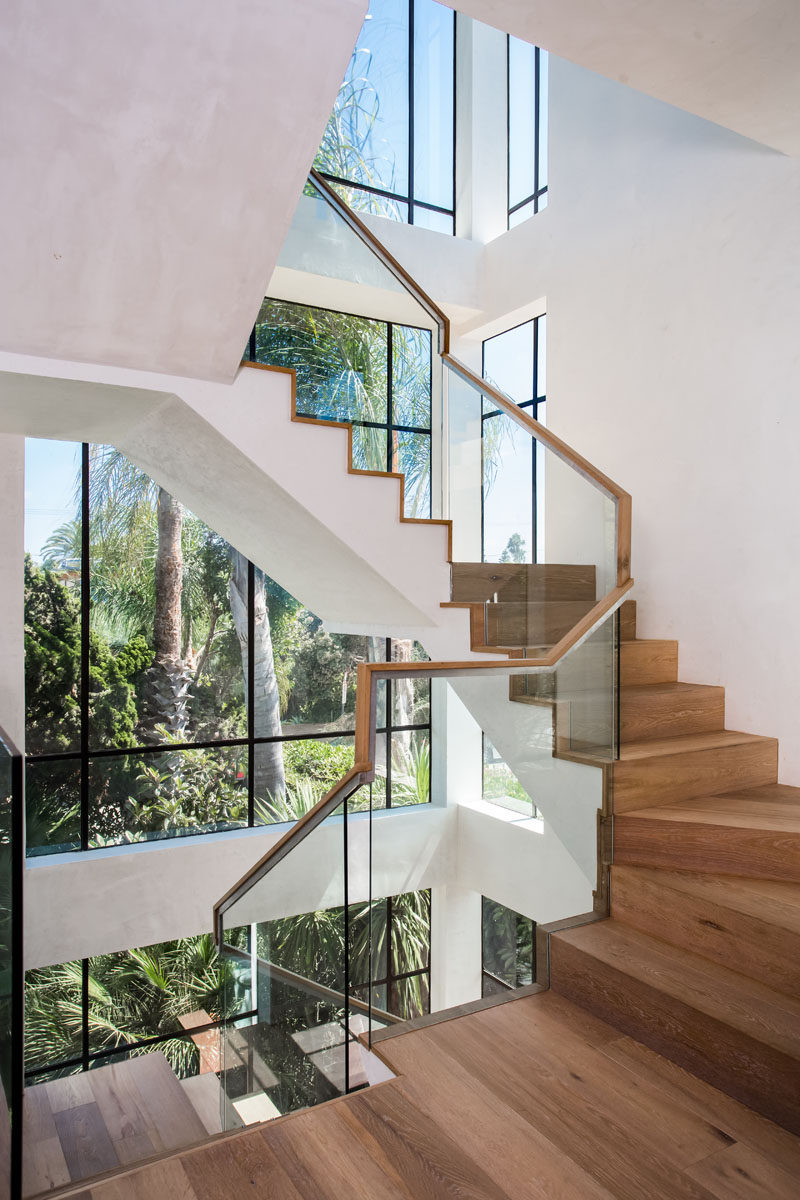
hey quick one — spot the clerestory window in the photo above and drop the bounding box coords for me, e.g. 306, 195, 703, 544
507, 37, 548, 228
314, 0, 456, 234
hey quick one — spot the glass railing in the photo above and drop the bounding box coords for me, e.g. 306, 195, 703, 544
215, 616, 617, 1127
0, 726, 22, 1200
444, 356, 627, 654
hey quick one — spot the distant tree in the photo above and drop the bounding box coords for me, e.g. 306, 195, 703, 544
499, 533, 527, 564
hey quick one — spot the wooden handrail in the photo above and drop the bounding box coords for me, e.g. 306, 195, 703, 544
213, 173, 635, 933
308, 169, 451, 354
213, 579, 632, 939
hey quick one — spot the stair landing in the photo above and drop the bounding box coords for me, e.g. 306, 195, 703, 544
22, 1051, 209, 1197
65, 990, 800, 1200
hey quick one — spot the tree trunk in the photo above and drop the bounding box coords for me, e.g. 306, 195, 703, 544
229, 551, 285, 804
138, 489, 191, 741
154, 490, 183, 663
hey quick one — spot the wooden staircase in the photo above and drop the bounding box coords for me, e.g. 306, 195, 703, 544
548, 600, 800, 1136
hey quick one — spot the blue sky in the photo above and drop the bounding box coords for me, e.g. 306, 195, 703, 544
25, 438, 81, 561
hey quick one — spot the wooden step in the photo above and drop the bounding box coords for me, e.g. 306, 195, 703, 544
549, 919, 800, 1135
611, 864, 800, 998
450, 562, 596, 603
621, 682, 725, 742
613, 730, 778, 813
619, 599, 637, 641
615, 785, 800, 881
485, 599, 596, 647
620, 639, 678, 685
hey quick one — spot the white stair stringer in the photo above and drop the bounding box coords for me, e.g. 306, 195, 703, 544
0, 351, 476, 650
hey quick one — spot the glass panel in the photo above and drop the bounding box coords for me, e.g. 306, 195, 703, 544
508, 36, 537, 211
537, 313, 547, 397
255, 738, 355, 826
220, 804, 349, 1125
394, 430, 431, 517
352, 423, 388, 473
254, 301, 388, 425
390, 642, 431, 726
483, 414, 533, 564
483, 736, 540, 817
324, 181, 408, 224
392, 325, 431, 428
483, 320, 534, 407
411, 206, 454, 234
316, 0, 410, 198
390, 729, 430, 807
24, 438, 83, 756
24, 961, 83, 1075
0, 731, 18, 1196
25, 759, 81, 856
391, 891, 431, 974
509, 200, 535, 229
87, 449, 246, 751
539, 51, 549, 192
413, 0, 455, 212
88, 745, 248, 847
482, 897, 535, 993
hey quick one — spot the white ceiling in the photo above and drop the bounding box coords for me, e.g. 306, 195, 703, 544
444, 0, 800, 155
0, 0, 367, 381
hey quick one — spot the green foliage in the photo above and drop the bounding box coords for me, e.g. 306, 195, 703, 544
499, 533, 527, 563
24, 555, 81, 754
115, 635, 151, 681
482, 899, 535, 990
25, 935, 247, 1079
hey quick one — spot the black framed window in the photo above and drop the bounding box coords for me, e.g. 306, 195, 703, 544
24, 932, 256, 1085
508, 37, 548, 228
481, 897, 536, 997
315, 0, 456, 234
23, 438, 432, 855
480, 313, 547, 563
482, 734, 541, 818
247, 298, 432, 520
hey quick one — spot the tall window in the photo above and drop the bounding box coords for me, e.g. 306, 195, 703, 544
507, 38, 548, 227
23, 441, 432, 855
315, 0, 456, 234
247, 299, 432, 519
481, 314, 547, 563
481, 897, 536, 997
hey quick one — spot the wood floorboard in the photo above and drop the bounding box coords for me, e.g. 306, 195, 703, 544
39, 991, 800, 1200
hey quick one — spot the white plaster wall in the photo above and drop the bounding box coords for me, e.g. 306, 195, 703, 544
0, 437, 24, 751
25, 806, 453, 970
480, 56, 800, 783
0, 0, 368, 381
437, 0, 800, 156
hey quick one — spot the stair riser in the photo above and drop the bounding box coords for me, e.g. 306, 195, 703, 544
549, 935, 800, 1136
619, 600, 637, 641
613, 740, 778, 813
620, 642, 678, 686
611, 867, 800, 998
614, 816, 800, 883
486, 601, 595, 647
451, 563, 596, 604
621, 688, 725, 742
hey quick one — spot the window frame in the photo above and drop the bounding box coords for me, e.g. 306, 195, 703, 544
316, 0, 457, 235
507, 37, 548, 228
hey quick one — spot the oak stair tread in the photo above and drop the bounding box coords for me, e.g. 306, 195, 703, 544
551, 920, 800, 1059
619, 729, 775, 761
620, 785, 800, 830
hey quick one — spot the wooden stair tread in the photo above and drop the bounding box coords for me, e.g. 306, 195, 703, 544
619, 730, 775, 762
613, 866, 800, 932
552, 921, 800, 1058
621, 789, 800, 831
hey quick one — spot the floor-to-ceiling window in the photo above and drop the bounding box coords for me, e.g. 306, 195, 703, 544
507, 38, 548, 227
314, 0, 456, 234
480, 314, 547, 563
23, 441, 432, 855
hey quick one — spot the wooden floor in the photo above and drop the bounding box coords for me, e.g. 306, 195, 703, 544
56, 989, 800, 1200
23, 1051, 211, 1196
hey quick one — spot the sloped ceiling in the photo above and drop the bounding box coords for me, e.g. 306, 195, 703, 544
444, 0, 800, 155
0, 0, 367, 381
